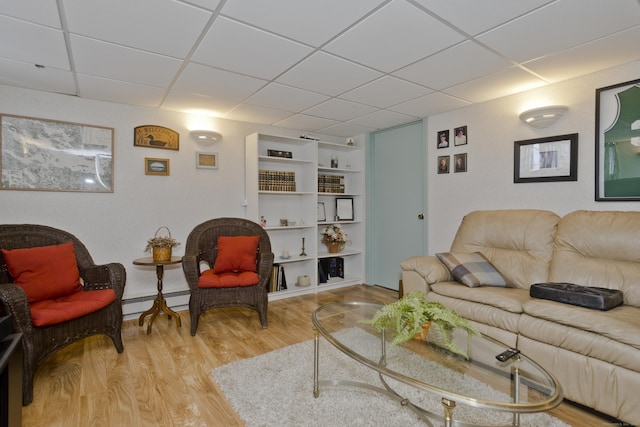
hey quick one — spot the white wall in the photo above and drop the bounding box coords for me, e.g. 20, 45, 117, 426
0, 84, 344, 314
426, 59, 640, 254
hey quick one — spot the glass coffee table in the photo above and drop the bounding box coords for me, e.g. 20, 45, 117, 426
312, 302, 563, 427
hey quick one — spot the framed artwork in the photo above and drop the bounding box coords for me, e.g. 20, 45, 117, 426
134, 125, 179, 150
195, 151, 218, 169
454, 153, 467, 173
595, 78, 640, 200
437, 130, 449, 149
514, 134, 578, 183
317, 202, 326, 222
437, 155, 450, 174
145, 157, 170, 176
454, 126, 468, 146
336, 197, 354, 221
0, 114, 114, 192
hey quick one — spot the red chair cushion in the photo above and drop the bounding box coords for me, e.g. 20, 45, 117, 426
1, 242, 82, 303
212, 235, 260, 274
198, 269, 260, 288
29, 288, 117, 326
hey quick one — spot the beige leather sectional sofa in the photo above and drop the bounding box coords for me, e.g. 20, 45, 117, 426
400, 209, 640, 424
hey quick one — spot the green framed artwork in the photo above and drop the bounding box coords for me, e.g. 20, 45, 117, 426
596, 78, 640, 200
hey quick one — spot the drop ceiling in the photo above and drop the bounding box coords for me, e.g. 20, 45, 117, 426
1, 0, 639, 138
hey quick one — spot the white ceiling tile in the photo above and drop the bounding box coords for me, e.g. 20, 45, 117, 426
77, 75, 166, 107
524, 26, 640, 83
444, 67, 547, 104
244, 83, 329, 112
325, 1, 464, 73
0, 0, 61, 27
221, 0, 386, 47
303, 99, 377, 122
0, 15, 69, 69
277, 52, 382, 96
317, 121, 377, 138
349, 109, 418, 129
413, 0, 551, 35
393, 41, 512, 90
64, 0, 212, 57
0, 57, 75, 95
478, 0, 640, 63
71, 36, 183, 87
340, 76, 431, 108
193, 17, 313, 80
173, 62, 266, 101
389, 92, 471, 117
184, 0, 222, 11
162, 90, 238, 117
224, 104, 293, 125
274, 114, 339, 132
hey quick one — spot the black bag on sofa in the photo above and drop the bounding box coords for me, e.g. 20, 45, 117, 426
530, 282, 624, 311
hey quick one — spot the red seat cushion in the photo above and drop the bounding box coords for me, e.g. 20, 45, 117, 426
29, 289, 117, 326
1, 242, 82, 302
198, 269, 260, 288
212, 235, 260, 274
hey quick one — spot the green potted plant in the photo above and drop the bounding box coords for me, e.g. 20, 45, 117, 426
145, 226, 180, 262
361, 291, 479, 358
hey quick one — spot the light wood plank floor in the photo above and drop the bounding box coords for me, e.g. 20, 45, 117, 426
22, 285, 613, 426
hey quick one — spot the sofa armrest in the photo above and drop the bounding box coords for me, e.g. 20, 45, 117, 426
401, 255, 452, 295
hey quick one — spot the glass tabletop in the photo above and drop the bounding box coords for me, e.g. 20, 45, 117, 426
312, 301, 563, 414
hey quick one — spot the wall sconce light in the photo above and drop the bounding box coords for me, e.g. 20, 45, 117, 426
519, 105, 568, 128
190, 130, 222, 145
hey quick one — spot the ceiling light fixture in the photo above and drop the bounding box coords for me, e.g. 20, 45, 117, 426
190, 130, 222, 145
519, 105, 568, 128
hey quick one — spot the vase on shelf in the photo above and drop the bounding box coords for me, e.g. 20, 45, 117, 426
325, 241, 345, 253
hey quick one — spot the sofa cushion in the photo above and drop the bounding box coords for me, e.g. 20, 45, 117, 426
426, 288, 523, 336
1, 241, 82, 303
198, 269, 260, 288
522, 299, 640, 350
436, 252, 508, 287
549, 210, 640, 308
450, 209, 559, 289
430, 282, 529, 313
212, 235, 259, 274
29, 288, 116, 327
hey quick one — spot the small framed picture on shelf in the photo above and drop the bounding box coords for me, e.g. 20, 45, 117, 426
317, 202, 326, 222
267, 149, 292, 158
336, 197, 354, 221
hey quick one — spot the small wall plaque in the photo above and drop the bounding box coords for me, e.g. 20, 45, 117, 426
134, 125, 179, 150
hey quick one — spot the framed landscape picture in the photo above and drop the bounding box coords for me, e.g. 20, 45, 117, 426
514, 134, 578, 183
0, 114, 114, 192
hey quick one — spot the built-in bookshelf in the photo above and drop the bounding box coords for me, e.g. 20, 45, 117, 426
245, 132, 364, 299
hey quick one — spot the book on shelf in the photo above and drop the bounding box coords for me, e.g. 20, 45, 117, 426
259, 170, 296, 192
318, 174, 345, 193
269, 264, 288, 292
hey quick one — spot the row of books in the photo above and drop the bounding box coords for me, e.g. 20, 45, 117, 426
318, 257, 344, 283
318, 174, 345, 193
268, 264, 287, 292
259, 170, 296, 192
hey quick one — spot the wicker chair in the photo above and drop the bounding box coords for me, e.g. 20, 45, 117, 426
0, 224, 126, 405
182, 218, 274, 336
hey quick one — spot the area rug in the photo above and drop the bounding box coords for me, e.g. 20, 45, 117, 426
211, 328, 570, 427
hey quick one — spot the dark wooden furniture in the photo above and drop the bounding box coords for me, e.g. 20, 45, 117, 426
133, 256, 182, 334
182, 218, 273, 336
0, 224, 126, 405
0, 315, 21, 427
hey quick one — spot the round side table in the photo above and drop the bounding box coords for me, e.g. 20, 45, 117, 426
133, 256, 183, 334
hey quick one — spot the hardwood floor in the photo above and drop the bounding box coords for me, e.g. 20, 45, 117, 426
22, 285, 612, 426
